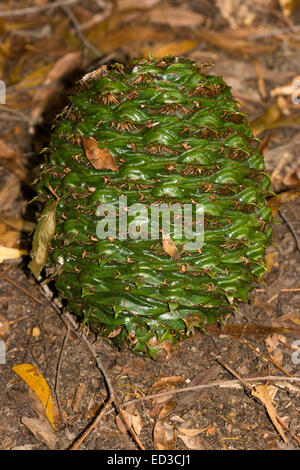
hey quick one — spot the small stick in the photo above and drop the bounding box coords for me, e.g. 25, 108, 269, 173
120, 376, 300, 408
281, 288, 300, 292
61, 313, 145, 450
278, 209, 300, 252
54, 321, 71, 422
0, 273, 43, 305
217, 358, 254, 390
217, 359, 300, 447
61, 5, 102, 58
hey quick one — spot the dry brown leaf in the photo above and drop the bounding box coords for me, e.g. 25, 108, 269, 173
117, 0, 161, 10
0, 228, 19, 248
283, 168, 300, 189
147, 6, 204, 27
21, 416, 57, 450
116, 405, 143, 436
176, 365, 222, 411
89, 25, 171, 55
145, 40, 198, 59
251, 104, 300, 136
0, 216, 35, 233
81, 137, 119, 171
196, 30, 276, 57
265, 334, 283, 366
178, 432, 206, 450
267, 189, 300, 215
178, 427, 203, 437
157, 400, 177, 420
150, 376, 185, 391
30, 51, 82, 127
153, 419, 176, 450
115, 413, 128, 434
0, 139, 19, 159
251, 104, 281, 136
0, 313, 9, 337
0, 245, 27, 263
72, 383, 86, 413
252, 383, 287, 443
123, 404, 143, 436
264, 251, 277, 274
278, 0, 298, 16
162, 232, 180, 260
205, 424, 217, 436
0, 173, 20, 211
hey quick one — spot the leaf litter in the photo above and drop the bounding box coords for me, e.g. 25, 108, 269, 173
1, 0, 300, 451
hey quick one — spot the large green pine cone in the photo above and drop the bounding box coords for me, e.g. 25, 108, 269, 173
33, 57, 273, 358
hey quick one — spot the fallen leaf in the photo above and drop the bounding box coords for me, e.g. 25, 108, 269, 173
0, 216, 35, 233
157, 400, 177, 420
176, 365, 221, 411
88, 25, 171, 55
178, 427, 203, 437
267, 189, 300, 215
12, 363, 56, 430
251, 104, 300, 136
72, 383, 86, 412
117, 0, 161, 10
0, 173, 20, 211
81, 137, 119, 171
150, 376, 185, 391
205, 424, 217, 436
0, 226, 19, 248
0, 245, 27, 263
196, 30, 276, 57
30, 51, 82, 126
21, 416, 57, 450
283, 168, 300, 189
145, 40, 198, 59
178, 432, 206, 450
252, 383, 287, 443
115, 413, 128, 434
14, 63, 53, 91
11, 444, 36, 450
264, 251, 277, 274
162, 231, 180, 260
251, 104, 281, 136
278, 0, 298, 16
29, 198, 58, 278
265, 334, 283, 366
147, 7, 204, 27
153, 419, 176, 450
116, 405, 144, 436
0, 313, 9, 336
0, 139, 19, 159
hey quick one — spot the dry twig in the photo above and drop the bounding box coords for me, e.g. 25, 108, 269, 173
61, 5, 103, 58
120, 375, 300, 408
278, 209, 300, 252
60, 313, 145, 450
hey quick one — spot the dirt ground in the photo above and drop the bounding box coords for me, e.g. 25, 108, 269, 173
0, 0, 300, 451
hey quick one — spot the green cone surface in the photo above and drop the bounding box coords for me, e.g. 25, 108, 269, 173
31, 57, 273, 358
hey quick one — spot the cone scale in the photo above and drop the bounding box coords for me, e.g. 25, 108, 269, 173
31, 57, 273, 358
